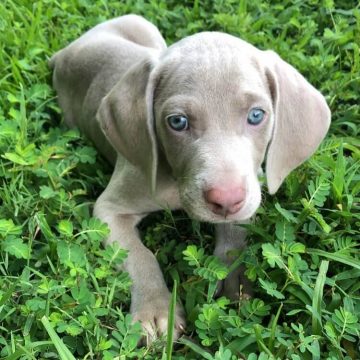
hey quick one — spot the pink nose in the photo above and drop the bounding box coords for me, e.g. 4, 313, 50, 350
204, 186, 246, 216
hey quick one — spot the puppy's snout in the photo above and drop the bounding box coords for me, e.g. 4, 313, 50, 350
204, 186, 245, 217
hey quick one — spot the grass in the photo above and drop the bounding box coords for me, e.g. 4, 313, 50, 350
0, 0, 359, 359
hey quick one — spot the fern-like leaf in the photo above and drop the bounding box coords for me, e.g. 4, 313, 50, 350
195, 256, 228, 281
307, 176, 330, 208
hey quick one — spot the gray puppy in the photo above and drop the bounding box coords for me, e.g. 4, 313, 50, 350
50, 15, 330, 343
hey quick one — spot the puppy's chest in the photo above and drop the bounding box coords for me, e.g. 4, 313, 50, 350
155, 181, 182, 211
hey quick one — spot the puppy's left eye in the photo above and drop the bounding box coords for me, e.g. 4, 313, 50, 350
247, 108, 265, 125
167, 115, 189, 131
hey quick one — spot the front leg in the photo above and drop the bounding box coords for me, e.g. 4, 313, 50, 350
214, 223, 253, 300
94, 200, 185, 344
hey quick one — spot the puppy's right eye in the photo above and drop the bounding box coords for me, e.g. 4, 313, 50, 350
166, 115, 189, 131
247, 108, 265, 125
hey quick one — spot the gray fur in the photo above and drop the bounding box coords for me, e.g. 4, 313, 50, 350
51, 15, 331, 343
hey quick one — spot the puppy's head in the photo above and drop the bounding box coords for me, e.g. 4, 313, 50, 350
98, 32, 330, 222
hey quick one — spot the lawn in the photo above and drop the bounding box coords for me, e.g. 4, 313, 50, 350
0, 0, 359, 359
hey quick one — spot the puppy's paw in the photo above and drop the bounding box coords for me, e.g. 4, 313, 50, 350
216, 266, 253, 301
131, 296, 186, 345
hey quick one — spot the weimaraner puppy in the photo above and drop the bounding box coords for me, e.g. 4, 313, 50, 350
50, 15, 331, 343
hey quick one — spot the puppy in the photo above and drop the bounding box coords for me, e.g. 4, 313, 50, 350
50, 15, 330, 343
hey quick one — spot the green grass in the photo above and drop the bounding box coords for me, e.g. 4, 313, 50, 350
0, 0, 359, 359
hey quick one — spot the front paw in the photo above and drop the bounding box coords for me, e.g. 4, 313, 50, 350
216, 265, 253, 301
131, 294, 186, 345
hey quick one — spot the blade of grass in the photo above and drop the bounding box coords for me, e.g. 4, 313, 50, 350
312, 260, 329, 335
5, 348, 26, 360
0, 282, 17, 321
10, 344, 36, 360
268, 302, 283, 352
41, 316, 76, 360
308, 249, 360, 270
0, 282, 17, 306
178, 337, 214, 360
166, 280, 177, 360
333, 143, 345, 201
253, 324, 275, 358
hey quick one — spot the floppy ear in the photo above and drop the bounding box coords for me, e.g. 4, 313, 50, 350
264, 51, 331, 194
97, 56, 159, 193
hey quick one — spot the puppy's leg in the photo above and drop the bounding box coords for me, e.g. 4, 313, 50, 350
214, 223, 253, 300
94, 199, 185, 344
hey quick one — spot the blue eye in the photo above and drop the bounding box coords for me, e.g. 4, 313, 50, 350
167, 115, 189, 131
247, 108, 265, 125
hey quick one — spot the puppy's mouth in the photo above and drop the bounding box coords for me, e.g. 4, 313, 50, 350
184, 207, 251, 224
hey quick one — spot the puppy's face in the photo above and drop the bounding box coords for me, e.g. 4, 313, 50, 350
154, 33, 274, 222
